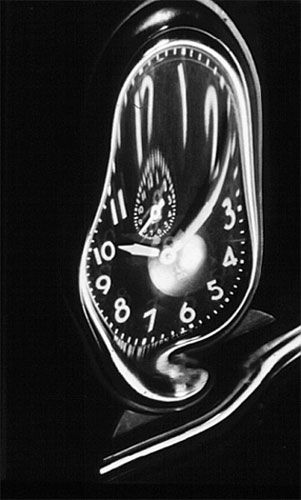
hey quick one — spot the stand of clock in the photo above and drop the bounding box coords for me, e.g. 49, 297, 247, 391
78, 0, 301, 479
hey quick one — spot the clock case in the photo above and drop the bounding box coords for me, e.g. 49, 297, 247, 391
75, 0, 301, 481
79, 0, 263, 413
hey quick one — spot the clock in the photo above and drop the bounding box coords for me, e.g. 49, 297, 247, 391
79, 1, 262, 412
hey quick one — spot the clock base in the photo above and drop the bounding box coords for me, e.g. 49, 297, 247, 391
97, 309, 300, 480
111, 308, 275, 441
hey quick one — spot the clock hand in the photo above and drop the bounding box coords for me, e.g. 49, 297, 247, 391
173, 137, 232, 253
139, 198, 165, 236
118, 243, 160, 258
141, 206, 151, 222
139, 216, 154, 236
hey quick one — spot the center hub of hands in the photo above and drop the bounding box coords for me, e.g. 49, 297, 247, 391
149, 235, 208, 297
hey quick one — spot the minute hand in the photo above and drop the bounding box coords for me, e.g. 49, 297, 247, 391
118, 243, 160, 258
173, 137, 232, 253
139, 198, 165, 236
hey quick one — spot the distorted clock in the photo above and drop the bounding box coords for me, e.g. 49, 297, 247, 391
79, 0, 263, 412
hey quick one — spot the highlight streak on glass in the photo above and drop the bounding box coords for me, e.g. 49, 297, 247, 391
177, 63, 187, 149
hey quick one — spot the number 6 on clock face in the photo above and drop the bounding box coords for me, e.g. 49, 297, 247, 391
79, 1, 262, 410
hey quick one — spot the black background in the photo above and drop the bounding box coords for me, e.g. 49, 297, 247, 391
1, 1, 300, 498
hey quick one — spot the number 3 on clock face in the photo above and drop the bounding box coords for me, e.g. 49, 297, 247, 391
79, 4, 262, 409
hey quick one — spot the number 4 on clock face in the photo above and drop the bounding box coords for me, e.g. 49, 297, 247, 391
223, 245, 238, 267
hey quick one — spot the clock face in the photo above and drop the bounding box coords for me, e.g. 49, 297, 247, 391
80, 39, 259, 366
133, 150, 176, 240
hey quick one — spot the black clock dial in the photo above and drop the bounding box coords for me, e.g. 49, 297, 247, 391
80, 40, 259, 364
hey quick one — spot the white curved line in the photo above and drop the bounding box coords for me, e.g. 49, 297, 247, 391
177, 63, 187, 149
99, 327, 301, 475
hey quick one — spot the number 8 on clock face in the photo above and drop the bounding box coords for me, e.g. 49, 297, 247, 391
79, 28, 262, 407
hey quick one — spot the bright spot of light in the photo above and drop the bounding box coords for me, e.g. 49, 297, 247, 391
148, 234, 207, 297
137, 9, 176, 34
178, 235, 207, 273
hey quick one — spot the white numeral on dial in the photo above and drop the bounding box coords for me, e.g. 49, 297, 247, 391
222, 197, 236, 230
118, 189, 127, 220
180, 302, 196, 323
95, 275, 111, 295
93, 247, 102, 265
207, 279, 224, 300
93, 241, 116, 265
114, 297, 130, 323
143, 307, 157, 333
222, 245, 238, 267
110, 189, 128, 226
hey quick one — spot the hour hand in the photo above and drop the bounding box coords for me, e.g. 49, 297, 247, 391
138, 198, 165, 236
118, 243, 160, 258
